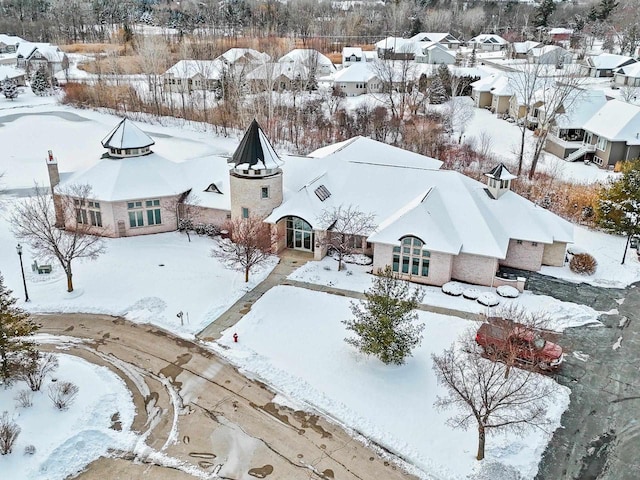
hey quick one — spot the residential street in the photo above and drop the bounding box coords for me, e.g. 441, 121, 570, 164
35, 313, 417, 480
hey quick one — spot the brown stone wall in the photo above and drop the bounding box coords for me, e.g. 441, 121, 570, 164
501, 239, 544, 270
542, 241, 567, 267
451, 253, 497, 286
372, 243, 453, 286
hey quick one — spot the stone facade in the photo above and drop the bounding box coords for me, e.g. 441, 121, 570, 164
500, 239, 545, 271
372, 243, 454, 286
229, 169, 283, 221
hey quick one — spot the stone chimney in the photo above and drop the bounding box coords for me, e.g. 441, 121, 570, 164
45, 150, 64, 227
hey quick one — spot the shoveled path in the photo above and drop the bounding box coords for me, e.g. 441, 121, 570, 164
198, 252, 480, 342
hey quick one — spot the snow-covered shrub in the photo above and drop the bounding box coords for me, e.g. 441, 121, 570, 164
442, 282, 463, 296
48, 381, 79, 410
567, 245, 587, 256
331, 251, 373, 266
0, 412, 20, 455
477, 293, 500, 307
570, 253, 597, 275
14, 390, 33, 408
496, 286, 519, 298
24, 445, 36, 455
462, 288, 481, 300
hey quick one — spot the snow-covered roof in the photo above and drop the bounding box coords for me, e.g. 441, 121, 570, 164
0, 65, 25, 79
409, 32, 460, 45
246, 62, 308, 81
217, 48, 270, 65
582, 100, 640, 144
164, 60, 223, 79
529, 45, 565, 58
471, 73, 513, 96
31, 45, 65, 62
278, 49, 335, 69
0, 34, 24, 46
58, 152, 188, 202
16, 41, 47, 58
549, 28, 573, 35
333, 62, 379, 82
616, 62, 640, 78
266, 149, 571, 258
343, 47, 363, 57
549, 90, 608, 130
232, 119, 283, 170
375, 37, 415, 53
469, 34, 507, 45
101, 119, 155, 150
512, 41, 541, 54
587, 53, 636, 70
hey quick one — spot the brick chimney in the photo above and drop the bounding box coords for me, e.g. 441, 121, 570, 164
45, 150, 64, 227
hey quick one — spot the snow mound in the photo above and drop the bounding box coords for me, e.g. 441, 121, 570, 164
331, 251, 373, 265
477, 292, 500, 307
442, 282, 463, 296
567, 245, 587, 255
462, 288, 481, 300
496, 285, 519, 298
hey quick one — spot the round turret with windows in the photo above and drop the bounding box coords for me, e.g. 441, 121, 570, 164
229, 119, 284, 220
101, 119, 155, 158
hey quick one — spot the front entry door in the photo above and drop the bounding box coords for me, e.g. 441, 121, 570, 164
287, 217, 314, 252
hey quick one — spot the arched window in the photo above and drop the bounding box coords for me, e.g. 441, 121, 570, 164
392, 236, 430, 277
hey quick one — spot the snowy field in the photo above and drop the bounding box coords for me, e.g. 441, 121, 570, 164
0, 353, 136, 480
214, 286, 571, 480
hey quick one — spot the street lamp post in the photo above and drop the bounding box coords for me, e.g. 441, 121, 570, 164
16, 244, 29, 302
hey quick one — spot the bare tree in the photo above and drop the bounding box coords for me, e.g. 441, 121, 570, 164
370, 50, 417, 119
17, 352, 59, 392
10, 184, 106, 292
444, 96, 475, 143
0, 412, 20, 455
432, 333, 557, 461
211, 216, 276, 283
620, 84, 639, 103
318, 205, 376, 271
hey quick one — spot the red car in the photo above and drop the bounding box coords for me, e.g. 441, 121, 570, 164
475, 322, 563, 371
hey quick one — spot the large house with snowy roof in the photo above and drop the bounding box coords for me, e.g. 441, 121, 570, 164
468, 34, 508, 52
332, 62, 383, 96
49, 118, 572, 289
278, 49, 336, 77
409, 32, 461, 50
581, 53, 636, 78
162, 60, 223, 93
614, 63, 640, 87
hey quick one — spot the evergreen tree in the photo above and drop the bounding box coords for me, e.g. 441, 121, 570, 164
596, 159, 640, 264
534, 0, 556, 28
429, 75, 447, 104
437, 63, 452, 97
1, 77, 18, 100
0, 274, 39, 383
343, 266, 425, 365
30, 67, 50, 96
469, 45, 477, 67
597, 0, 619, 21
454, 51, 463, 67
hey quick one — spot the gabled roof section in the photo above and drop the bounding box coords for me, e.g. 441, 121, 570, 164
101, 119, 155, 150
469, 34, 507, 45
164, 59, 223, 79
232, 119, 283, 169
484, 163, 517, 181
616, 62, 640, 78
582, 99, 640, 144
333, 62, 379, 82
588, 53, 635, 70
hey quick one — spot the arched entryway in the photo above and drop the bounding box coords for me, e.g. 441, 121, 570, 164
286, 216, 314, 252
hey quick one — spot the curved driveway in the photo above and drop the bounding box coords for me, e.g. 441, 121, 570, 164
37, 313, 417, 480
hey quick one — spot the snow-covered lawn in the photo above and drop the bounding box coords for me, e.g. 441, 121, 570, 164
289, 256, 607, 332
214, 286, 570, 480
0, 353, 136, 480
0, 198, 277, 338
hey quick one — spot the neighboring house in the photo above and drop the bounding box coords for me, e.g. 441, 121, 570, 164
548, 28, 573, 43
470, 73, 513, 113
16, 42, 68, 76
374, 37, 416, 60
409, 32, 461, 49
468, 34, 508, 52
614, 62, 640, 87
509, 41, 541, 59
217, 48, 270, 68
543, 90, 609, 160
278, 48, 336, 76
0, 65, 26, 86
48, 119, 572, 290
0, 34, 24, 53
581, 53, 637, 78
245, 62, 309, 91
528, 45, 571, 65
332, 62, 382, 96
580, 99, 640, 167
163, 60, 223, 93
414, 42, 455, 65
341, 47, 376, 67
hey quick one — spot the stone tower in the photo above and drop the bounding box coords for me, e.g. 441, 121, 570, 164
484, 163, 516, 199
229, 119, 284, 221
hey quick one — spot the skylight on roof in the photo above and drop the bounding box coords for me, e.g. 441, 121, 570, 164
314, 185, 331, 201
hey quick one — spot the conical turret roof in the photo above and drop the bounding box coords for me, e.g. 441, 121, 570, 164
484, 163, 517, 181
101, 119, 155, 150
231, 119, 282, 170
